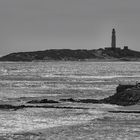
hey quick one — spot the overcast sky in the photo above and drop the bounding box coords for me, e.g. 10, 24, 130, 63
0, 0, 140, 55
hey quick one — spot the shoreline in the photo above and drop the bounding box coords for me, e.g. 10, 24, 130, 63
1, 59, 140, 62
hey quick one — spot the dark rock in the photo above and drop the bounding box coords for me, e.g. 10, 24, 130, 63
108, 110, 140, 113
0, 104, 90, 110
0, 104, 26, 110
78, 99, 99, 103
27, 99, 59, 104
101, 86, 140, 106
116, 84, 135, 93
60, 84, 140, 106
60, 98, 99, 103
60, 98, 76, 102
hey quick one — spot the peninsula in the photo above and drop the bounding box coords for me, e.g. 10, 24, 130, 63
1, 29, 140, 61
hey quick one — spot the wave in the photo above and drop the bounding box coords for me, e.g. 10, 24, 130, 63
0, 109, 102, 134
0, 80, 116, 92
41, 74, 140, 79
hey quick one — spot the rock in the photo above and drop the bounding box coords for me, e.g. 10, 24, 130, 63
0, 104, 90, 110
60, 98, 99, 103
60, 84, 140, 106
27, 99, 59, 104
116, 84, 135, 93
0, 104, 26, 110
101, 85, 140, 106
108, 110, 140, 113
60, 98, 76, 102
77, 99, 99, 103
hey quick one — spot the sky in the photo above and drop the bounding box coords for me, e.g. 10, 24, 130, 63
0, 0, 140, 55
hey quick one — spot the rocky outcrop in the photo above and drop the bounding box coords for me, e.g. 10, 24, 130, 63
0, 104, 27, 110
1, 84, 140, 111
100, 84, 140, 106
109, 110, 140, 113
60, 98, 99, 104
0, 104, 90, 110
61, 84, 140, 106
27, 99, 59, 104
116, 84, 135, 93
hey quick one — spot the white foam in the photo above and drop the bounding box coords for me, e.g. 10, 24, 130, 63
0, 110, 100, 134
41, 74, 140, 79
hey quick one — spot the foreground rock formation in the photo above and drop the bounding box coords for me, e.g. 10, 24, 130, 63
0, 84, 140, 111
100, 84, 140, 106
60, 84, 140, 106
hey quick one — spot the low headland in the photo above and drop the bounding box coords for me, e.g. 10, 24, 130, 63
1, 48, 140, 61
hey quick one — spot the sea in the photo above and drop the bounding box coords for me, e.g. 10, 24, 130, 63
0, 61, 140, 140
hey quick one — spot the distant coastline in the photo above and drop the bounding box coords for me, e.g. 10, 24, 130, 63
1, 48, 140, 62
1, 29, 140, 62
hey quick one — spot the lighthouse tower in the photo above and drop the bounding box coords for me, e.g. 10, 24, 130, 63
111, 28, 116, 49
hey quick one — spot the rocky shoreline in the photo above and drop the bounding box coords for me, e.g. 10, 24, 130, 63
0, 84, 140, 111
60, 84, 140, 106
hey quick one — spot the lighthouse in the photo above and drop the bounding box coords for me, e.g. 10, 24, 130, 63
111, 28, 116, 49
105, 28, 128, 51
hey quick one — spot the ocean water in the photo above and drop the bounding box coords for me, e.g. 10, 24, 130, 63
0, 61, 140, 139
